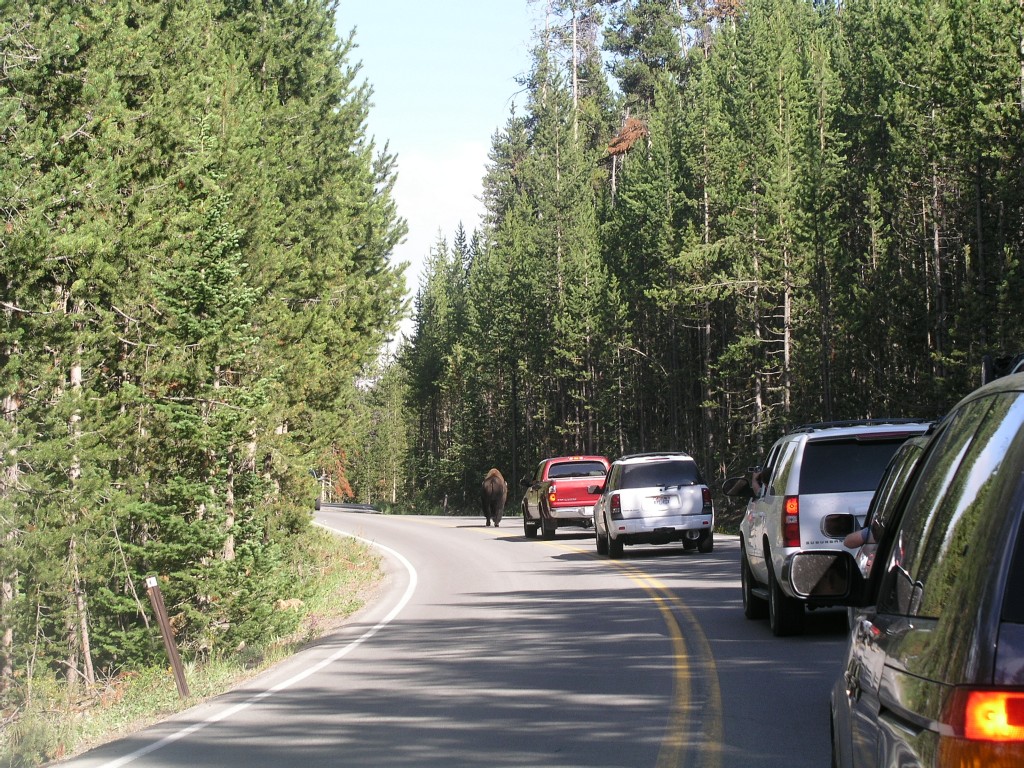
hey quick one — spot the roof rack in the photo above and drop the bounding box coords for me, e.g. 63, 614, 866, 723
789, 418, 929, 434
618, 451, 694, 460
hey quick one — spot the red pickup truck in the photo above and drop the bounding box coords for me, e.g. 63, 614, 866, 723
520, 455, 610, 539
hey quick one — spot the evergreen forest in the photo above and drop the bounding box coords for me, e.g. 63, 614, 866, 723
397, 0, 1024, 512
2, 0, 1024, 755
1, 0, 405, 729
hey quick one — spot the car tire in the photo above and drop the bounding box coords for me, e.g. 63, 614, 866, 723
524, 513, 538, 538
767, 557, 804, 636
830, 708, 841, 768
596, 527, 608, 555
698, 530, 714, 553
541, 517, 555, 539
740, 545, 768, 620
608, 532, 624, 559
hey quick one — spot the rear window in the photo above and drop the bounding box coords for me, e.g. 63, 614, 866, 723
798, 438, 912, 494
547, 461, 607, 478
620, 460, 702, 489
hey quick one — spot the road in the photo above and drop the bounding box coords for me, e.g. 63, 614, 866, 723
59, 512, 848, 768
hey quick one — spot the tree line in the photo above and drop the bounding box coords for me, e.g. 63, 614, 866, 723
1, 0, 404, 704
393, 0, 1024, 511
3, 0, 1023, 726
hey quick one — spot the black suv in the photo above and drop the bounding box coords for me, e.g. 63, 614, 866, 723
830, 373, 1024, 767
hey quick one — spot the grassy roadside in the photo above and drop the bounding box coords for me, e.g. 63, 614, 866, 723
1, 526, 383, 768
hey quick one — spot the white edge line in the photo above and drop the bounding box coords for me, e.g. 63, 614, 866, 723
95, 525, 418, 768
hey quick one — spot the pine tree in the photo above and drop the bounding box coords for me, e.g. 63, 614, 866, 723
1, 0, 407, 695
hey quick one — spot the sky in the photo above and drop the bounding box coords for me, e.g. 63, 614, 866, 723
334, 1, 543, 331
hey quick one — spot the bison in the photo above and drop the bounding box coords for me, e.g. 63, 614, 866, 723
481, 468, 507, 527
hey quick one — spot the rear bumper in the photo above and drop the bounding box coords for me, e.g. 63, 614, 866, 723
610, 514, 713, 543
546, 504, 594, 520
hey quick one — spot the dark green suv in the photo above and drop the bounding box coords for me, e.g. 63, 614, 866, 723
830, 373, 1024, 767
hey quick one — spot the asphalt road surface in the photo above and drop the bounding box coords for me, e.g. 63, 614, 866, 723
58, 512, 849, 768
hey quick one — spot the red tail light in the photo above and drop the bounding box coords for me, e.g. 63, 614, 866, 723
938, 689, 1024, 766
963, 691, 1024, 741
610, 493, 622, 520
783, 495, 800, 547
548, 485, 557, 505
702, 487, 713, 512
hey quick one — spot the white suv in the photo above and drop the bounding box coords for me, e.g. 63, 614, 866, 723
725, 420, 931, 636
591, 453, 714, 558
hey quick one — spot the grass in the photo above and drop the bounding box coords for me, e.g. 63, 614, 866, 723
0, 527, 382, 768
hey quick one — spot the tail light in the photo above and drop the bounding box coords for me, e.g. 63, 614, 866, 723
702, 487, 713, 513
959, 690, 1024, 741
938, 689, 1024, 766
548, 485, 557, 505
783, 495, 800, 547
610, 493, 622, 520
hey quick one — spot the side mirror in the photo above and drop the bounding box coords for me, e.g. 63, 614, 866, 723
587, 484, 604, 495
722, 476, 754, 499
789, 551, 858, 599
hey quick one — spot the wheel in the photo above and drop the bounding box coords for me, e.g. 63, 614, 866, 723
698, 530, 714, 553
830, 708, 841, 768
524, 505, 540, 540
596, 528, 608, 555
767, 557, 804, 636
541, 519, 555, 539
608, 532, 624, 559
740, 545, 768, 620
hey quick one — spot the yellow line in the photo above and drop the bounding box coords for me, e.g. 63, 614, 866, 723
358, 519, 723, 767
548, 540, 724, 768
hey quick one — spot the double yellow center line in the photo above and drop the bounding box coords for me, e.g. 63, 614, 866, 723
543, 537, 724, 768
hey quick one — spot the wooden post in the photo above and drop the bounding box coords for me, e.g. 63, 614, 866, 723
145, 576, 190, 699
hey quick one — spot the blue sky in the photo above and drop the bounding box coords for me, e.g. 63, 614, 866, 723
334, 2, 543, 314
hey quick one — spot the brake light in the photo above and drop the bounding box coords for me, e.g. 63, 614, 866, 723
937, 689, 1024, 766
610, 493, 622, 520
964, 691, 1024, 741
702, 487, 713, 512
548, 485, 557, 505
783, 496, 800, 547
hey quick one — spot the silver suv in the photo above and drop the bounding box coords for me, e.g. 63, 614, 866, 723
725, 420, 931, 636
591, 453, 714, 558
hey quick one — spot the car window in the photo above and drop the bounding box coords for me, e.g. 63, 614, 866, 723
767, 440, 799, 497
756, 442, 782, 491
620, 460, 701, 489
1003, 503, 1024, 624
866, 439, 926, 544
878, 393, 1024, 619
798, 437, 912, 495
547, 461, 607, 478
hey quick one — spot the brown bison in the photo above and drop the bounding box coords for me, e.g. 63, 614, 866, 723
481, 468, 507, 527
